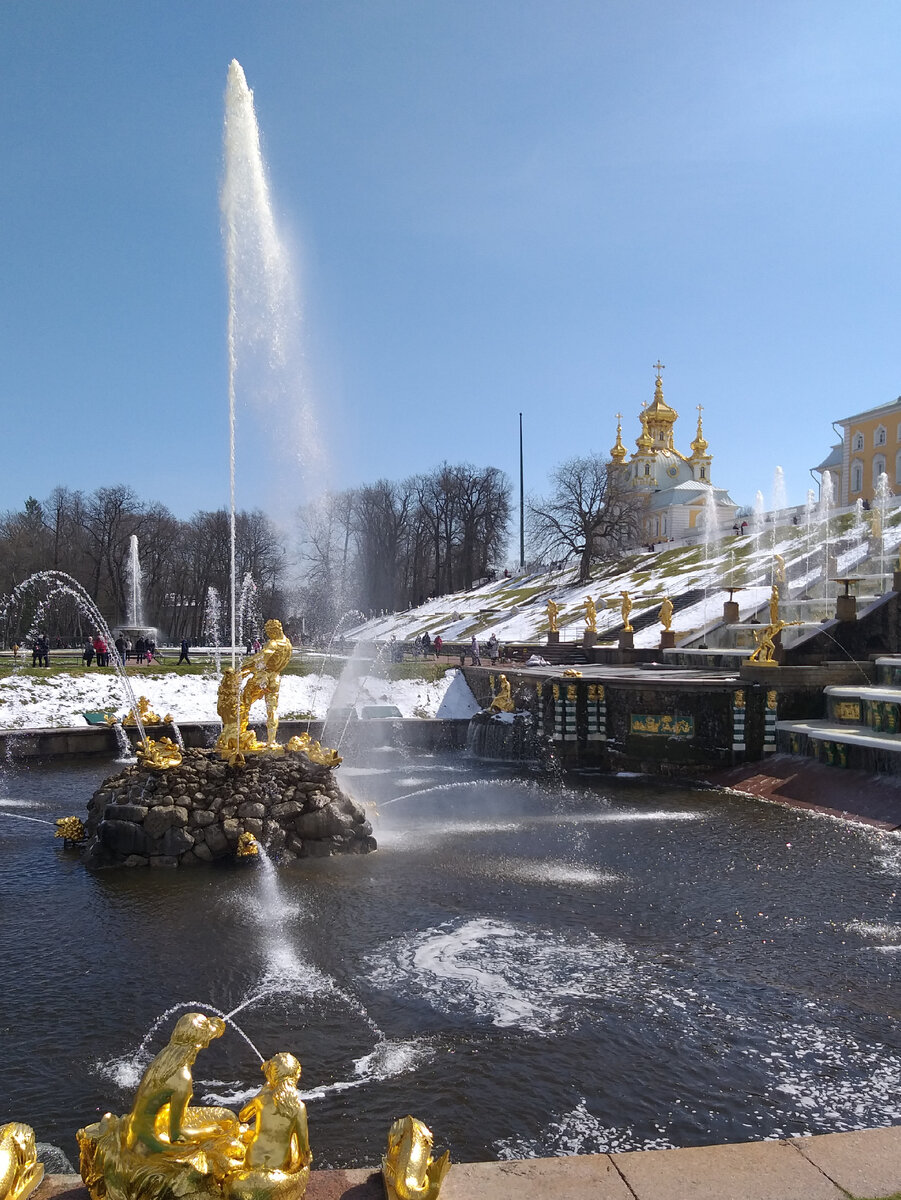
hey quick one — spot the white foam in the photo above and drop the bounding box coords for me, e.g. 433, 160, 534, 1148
496, 1100, 674, 1158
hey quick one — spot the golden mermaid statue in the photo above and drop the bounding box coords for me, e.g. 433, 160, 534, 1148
225, 1053, 311, 1200
0, 1123, 43, 1200
488, 675, 515, 713
78, 1012, 243, 1200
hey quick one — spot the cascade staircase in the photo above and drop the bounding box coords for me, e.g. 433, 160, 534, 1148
776, 656, 901, 774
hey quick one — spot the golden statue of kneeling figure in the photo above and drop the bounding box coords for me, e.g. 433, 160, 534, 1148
78, 1012, 312, 1200
0, 1122, 43, 1200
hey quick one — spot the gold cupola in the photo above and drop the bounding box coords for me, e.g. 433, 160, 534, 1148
610, 413, 627, 464
690, 405, 709, 457
644, 362, 678, 450
635, 406, 653, 453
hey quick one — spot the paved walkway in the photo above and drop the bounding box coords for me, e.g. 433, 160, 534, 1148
35, 1125, 901, 1200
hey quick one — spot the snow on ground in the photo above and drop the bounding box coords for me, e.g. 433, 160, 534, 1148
344, 507, 901, 648
0, 669, 476, 731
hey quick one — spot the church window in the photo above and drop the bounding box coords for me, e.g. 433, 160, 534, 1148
699, 466, 706, 479
852, 431, 864, 452
644, 464, 651, 476
875, 425, 887, 447
874, 455, 886, 487
851, 460, 863, 493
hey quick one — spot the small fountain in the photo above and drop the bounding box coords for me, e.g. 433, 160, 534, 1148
205, 586, 223, 673
117, 535, 158, 647
699, 485, 719, 641
874, 470, 892, 589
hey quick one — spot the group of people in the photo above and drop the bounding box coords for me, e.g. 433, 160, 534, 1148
466, 633, 500, 666
411, 631, 443, 659
30, 634, 50, 667
80, 634, 159, 667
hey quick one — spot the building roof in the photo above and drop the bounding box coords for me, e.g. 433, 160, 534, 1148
838, 397, 901, 425
814, 443, 843, 472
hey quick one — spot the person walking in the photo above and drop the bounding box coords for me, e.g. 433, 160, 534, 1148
433, 634, 442, 659
93, 634, 108, 667
470, 635, 481, 666
487, 633, 499, 666
82, 637, 95, 668
177, 638, 191, 665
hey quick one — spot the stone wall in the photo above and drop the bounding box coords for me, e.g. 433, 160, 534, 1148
82, 748, 376, 868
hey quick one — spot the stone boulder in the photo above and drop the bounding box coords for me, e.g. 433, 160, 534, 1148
82, 747, 377, 869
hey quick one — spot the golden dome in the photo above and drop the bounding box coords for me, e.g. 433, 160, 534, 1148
690, 406, 709, 457
610, 415, 627, 463
646, 375, 678, 424
635, 409, 653, 452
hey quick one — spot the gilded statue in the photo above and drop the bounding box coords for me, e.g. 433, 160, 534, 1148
545, 599, 561, 633
79, 1013, 313, 1200
382, 1117, 449, 1200
488, 675, 514, 713
225, 1054, 311, 1200
769, 584, 780, 627
236, 832, 260, 858
216, 666, 253, 766
658, 596, 673, 631
620, 591, 633, 633
242, 621, 293, 747
55, 815, 86, 843
748, 620, 787, 667
216, 621, 293, 765
774, 554, 786, 584
123, 697, 163, 727
583, 596, 597, 633
0, 1123, 43, 1200
138, 738, 183, 771
284, 734, 342, 768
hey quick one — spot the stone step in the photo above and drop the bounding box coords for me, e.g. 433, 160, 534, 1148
777, 717, 901, 772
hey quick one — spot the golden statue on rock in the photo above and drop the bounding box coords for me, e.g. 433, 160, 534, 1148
215, 621, 297, 767
78, 1013, 311, 1200
382, 1117, 449, 1200
55, 815, 86, 843
0, 1123, 43, 1200
138, 737, 183, 771
236, 832, 260, 858
488, 675, 514, 713
284, 733, 341, 768
545, 599, 561, 633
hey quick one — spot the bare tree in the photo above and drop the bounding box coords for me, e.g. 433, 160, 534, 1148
529, 455, 645, 581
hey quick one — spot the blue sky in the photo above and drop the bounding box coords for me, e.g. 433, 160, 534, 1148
2, 1, 901, 541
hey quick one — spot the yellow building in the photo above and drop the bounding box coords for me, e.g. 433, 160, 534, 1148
610, 364, 737, 542
814, 397, 901, 506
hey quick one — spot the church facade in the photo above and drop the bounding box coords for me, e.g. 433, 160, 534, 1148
610, 366, 738, 543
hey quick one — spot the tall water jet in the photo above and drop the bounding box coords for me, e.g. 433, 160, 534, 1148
818, 469, 834, 609
770, 466, 787, 517
751, 490, 765, 567
804, 488, 816, 590
874, 471, 892, 587
700, 485, 719, 637
124, 535, 144, 627
204, 586, 222, 673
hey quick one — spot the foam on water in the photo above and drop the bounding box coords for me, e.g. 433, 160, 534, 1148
485, 859, 619, 888
495, 1100, 674, 1158
366, 918, 635, 1033
201, 1037, 434, 1108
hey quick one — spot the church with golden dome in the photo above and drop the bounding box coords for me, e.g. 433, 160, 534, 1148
610, 364, 738, 543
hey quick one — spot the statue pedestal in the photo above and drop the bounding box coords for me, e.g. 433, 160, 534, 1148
659, 630, 676, 649
723, 600, 739, 624
618, 631, 634, 651
547, 631, 560, 645
835, 594, 857, 622
582, 630, 597, 648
